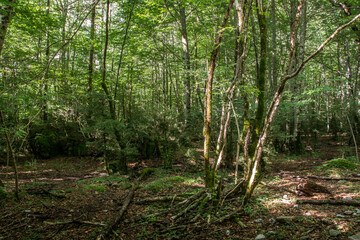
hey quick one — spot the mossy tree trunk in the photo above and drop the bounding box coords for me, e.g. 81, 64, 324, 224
242, 0, 268, 203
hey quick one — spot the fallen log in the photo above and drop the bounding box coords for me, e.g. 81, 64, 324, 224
96, 184, 138, 240
296, 199, 360, 206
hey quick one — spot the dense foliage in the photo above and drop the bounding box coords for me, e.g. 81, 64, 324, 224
0, 0, 359, 185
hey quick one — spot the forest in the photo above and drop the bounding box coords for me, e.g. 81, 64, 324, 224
0, 0, 360, 239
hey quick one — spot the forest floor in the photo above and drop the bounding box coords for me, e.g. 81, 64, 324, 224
0, 136, 360, 240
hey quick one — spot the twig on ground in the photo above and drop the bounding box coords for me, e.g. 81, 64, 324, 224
44, 220, 106, 226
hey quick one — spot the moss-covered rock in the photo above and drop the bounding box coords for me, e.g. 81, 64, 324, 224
322, 158, 358, 170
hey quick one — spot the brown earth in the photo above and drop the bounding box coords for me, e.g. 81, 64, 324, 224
0, 136, 359, 240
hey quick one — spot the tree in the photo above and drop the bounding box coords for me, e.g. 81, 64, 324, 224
0, 0, 19, 200
203, 0, 235, 189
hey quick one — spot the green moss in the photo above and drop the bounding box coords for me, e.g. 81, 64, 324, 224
139, 167, 155, 180
83, 184, 106, 192
322, 158, 359, 170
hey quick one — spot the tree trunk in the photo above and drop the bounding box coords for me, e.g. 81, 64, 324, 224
42, 0, 51, 121
0, 0, 15, 56
0, 0, 18, 200
204, 0, 235, 189
114, 0, 136, 116
101, 0, 127, 173
179, 5, 191, 125
214, 0, 250, 171
249, 0, 267, 158
270, 0, 277, 93
88, 5, 95, 92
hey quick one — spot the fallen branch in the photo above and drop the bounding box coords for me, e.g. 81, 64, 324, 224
44, 220, 106, 226
171, 193, 207, 220
96, 184, 138, 240
260, 181, 297, 195
296, 199, 360, 206
135, 196, 186, 204
306, 176, 360, 181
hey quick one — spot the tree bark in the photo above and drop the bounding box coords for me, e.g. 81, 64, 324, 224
0, 0, 18, 200
204, 0, 235, 189
114, 0, 136, 115
88, 5, 96, 92
214, 0, 250, 171
179, 5, 191, 125
270, 0, 277, 93
249, 0, 267, 158
42, 0, 51, 121
101, 0, 127, 173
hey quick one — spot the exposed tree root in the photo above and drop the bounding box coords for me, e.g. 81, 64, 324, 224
296, 199, 360, 206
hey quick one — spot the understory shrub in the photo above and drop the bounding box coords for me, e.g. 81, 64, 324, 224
28, 120, 86, 159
